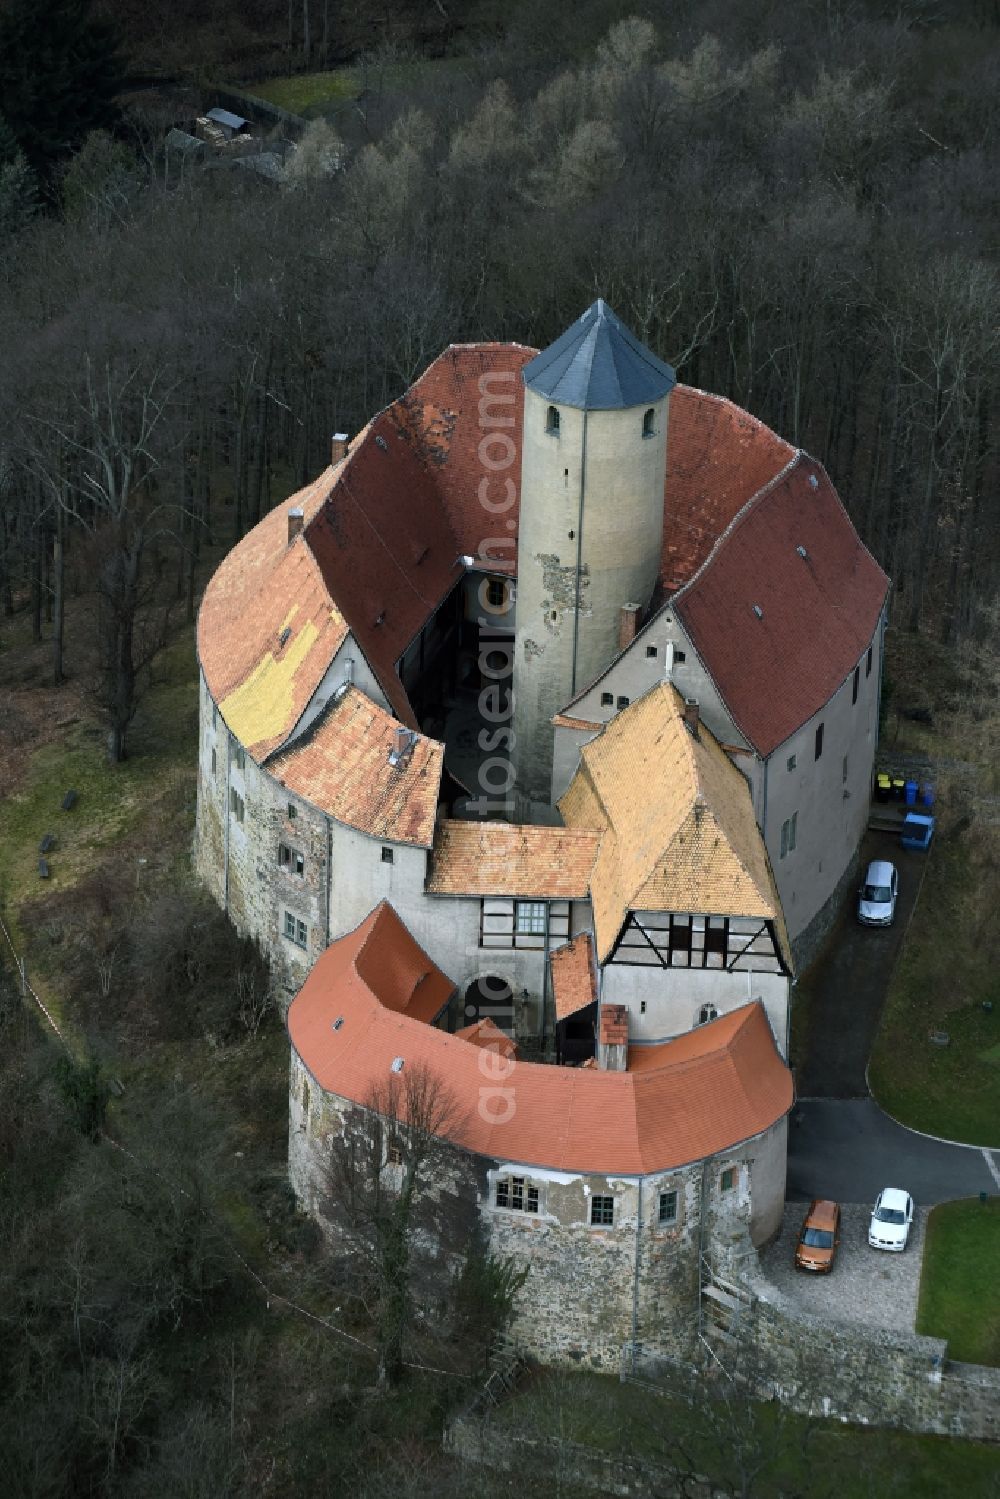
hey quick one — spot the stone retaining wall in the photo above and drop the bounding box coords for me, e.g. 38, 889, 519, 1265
740, 1275, 1000, 1442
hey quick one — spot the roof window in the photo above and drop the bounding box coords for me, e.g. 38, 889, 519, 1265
808, 474, 819, 490
391, 1057, 405, 1073
752, 604, 763, 619
796, 545, 808, 559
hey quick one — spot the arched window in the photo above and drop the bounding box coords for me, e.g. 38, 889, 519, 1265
697, 1003, 718, 1027
546, 405, 560, 435
642, 407, 655, 439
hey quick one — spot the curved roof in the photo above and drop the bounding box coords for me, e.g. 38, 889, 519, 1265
673, 455, 890, 756
199, 339, 879, 823
288, 902, 793, 1176
560, 682, 791, 966
523, 300, 676, 411
269, 686, 443, 848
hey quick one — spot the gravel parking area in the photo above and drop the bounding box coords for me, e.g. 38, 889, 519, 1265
759, 1202, 928, 1332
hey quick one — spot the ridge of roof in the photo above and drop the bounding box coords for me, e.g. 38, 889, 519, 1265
288, 905, 793, 1176
523, 300, 677, 411
559, 682, 788, 962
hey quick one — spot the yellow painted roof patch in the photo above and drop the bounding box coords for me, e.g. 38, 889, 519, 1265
220, 620, 319, 754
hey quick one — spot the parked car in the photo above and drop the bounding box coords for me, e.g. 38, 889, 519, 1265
858, 859, 898, 926
869, 1187, 914, 1251
794, 1199, 841, 1273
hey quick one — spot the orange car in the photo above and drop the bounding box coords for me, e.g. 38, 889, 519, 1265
794, 1199, 840, 1273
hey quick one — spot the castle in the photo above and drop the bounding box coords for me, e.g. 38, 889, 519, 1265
195, 302, 889, 1367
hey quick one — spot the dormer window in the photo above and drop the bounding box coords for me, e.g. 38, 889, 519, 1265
546, 405, 560, 435
642, 407, 655, 439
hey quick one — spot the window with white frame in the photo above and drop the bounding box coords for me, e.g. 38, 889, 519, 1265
279, 843, 305, 875
698, 1003, 719, 1026
515, 901, 545, 935
284, 911, 308, 948
495, 1175, 539, 1213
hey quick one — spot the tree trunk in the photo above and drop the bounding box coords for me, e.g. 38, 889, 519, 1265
52, 499, 65, 684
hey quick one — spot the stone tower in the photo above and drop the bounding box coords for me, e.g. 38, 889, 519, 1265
513, 300, 676, 808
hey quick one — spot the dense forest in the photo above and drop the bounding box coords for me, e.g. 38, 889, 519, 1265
1, 1, 998, 1494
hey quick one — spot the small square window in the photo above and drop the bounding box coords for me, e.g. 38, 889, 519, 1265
698, 1004, 718, 1026
516, 901, 545, 935
386, 1141, 403, 1166
546, 405, 560, 435
590, 1194, 615, 1227
601, 692, 614, 706
658, 1190, 678, 1225
674, 649, 686, 663
487, 579, 506, 608
296, 919, 307, 948
866, 645, 873, 678
616, 696, 629, 709
295, 851, 305, 875
640, 1000, 647, 1014
279, 843, 290, 867
814, 723, 824, 760
284, 911, 296, 941
720, 1168, 735, 1193
234, 746, 246, 771
288, 802, 297, 820
645, 645, 657, 658
381, 846, 394, 864
787, 754, 796, 772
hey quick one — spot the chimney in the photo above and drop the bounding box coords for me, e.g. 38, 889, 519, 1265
388, 726, 416, 769
331, 432, 349, 465
287, 506, 304, 545
618, 603, 641, 651
597, 1004, 629, 1071
683, 698, 700, 739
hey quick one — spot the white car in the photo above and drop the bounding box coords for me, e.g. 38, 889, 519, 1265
858, 860, 898, 926
869, 1187, 914, 1251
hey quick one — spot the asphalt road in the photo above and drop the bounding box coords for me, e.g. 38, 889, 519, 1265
795, 830, 929, 1099
787, 827, 1000, 1208
786, 1098, 998, 1206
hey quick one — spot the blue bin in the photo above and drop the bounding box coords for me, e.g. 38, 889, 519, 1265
904, 779, 918, 806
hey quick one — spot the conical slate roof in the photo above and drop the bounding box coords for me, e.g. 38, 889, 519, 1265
523, 299, 676, 411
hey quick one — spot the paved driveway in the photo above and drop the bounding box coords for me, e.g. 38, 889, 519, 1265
760, 1202, 928, 1333
787, 1098, 997, 1205
795, 830, 928, 1099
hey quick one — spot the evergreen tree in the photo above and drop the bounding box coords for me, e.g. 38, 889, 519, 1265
0, 113, 39, 237
0, 0, 124, 180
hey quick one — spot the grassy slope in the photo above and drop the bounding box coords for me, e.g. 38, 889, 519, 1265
497, 1369, 1000, 1498
917, 1199, 1000, 1365
250, 56, 470, 114
868, 828, 1000, 1145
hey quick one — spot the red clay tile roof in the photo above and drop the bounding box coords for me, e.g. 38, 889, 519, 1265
426, 820, 601, 898
288, 904, 793, 1175
674, 455, 890, 757
600, 1004, 629, 1047
551, 934, 597, 1022
661, 386, 795, 591
454, 1017, 518, 1060
268, 687, 443, 847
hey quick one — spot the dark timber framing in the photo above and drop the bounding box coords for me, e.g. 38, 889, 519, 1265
607, 910, 789, 976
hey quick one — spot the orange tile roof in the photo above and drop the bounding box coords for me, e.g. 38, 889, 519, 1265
288, 906, 793, 1175
600, 1004, 628, 1047
454, 1017, 518, 1060
268, 687, 444, 847
426, 820, 601, 898
551, 934, 597, 1021
551, 713, 603, 732
559, 682, 791, 967
197, 468, 348, 760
